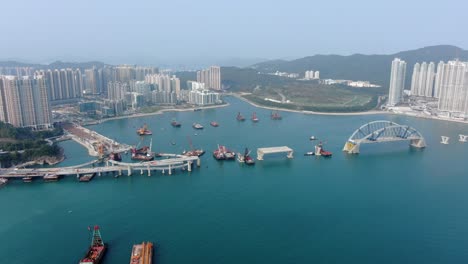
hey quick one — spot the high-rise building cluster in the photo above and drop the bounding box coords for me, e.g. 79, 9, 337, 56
437, 60, 468, 115
387, 58, 407, 106
196, 66, 221, 90
35, 68, 84, 101
145, 74, 181, 105
0, 75, 52, 129
410, 62, 436, 98
304, 70, 320, 80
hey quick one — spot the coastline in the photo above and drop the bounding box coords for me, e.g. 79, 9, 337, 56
96, 103, 230, 124
231, 93, 468, 124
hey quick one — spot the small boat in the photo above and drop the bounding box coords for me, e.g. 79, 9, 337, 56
314, 142, 332, 157
79, 173, 96, 182
304, 152, 315, 156
43, 174, 59, 182
310, 136, 317, 140
441, 136, 450, 145
236, 112, 246, 121
194, 108, 201, 111
251, 112, 259, 122
271, 111, 282, 120
136, 124, 152, 136
130, 241, 153, 264
210, 121, 219, 127
79, 226, 106, 264
0, 178, 8, 186
182, 149, 205, 157
171, 141, 176, 145
192, 123, 204, 129
22, 176, 33, 183
171, 120, 181, 127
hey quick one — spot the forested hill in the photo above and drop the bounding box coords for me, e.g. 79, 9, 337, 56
251, 45, 468, 88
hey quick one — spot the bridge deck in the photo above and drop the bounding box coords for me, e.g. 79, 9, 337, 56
257, 146, 293, 154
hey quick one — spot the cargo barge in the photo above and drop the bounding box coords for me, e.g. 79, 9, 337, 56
130, 241, 153, 264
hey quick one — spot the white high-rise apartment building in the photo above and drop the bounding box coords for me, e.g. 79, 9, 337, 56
433, 61, 445, 98
388, 58, 407, 106
437, 60, 468, 115
411, 61, 437, 98
196, 66, 221, 90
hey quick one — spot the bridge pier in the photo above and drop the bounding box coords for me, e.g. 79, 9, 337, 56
127, 166, 132, 176
410, 138, 426, 148
118, 169, 122, 176
140, 169, 143, 175
197, 158, 201, 167
343, 141, 360, 154
147, 165, 151, 176
459, 134, 467, 142
187, 161, 192, 172
168, 165, 172, 175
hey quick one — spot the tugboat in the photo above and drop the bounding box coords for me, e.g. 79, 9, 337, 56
251, 112, 259, 122
136, 124, 152, 136
213, 145, 236, 160
314, 142, 332, 157
171, 119, 181, 127
192, 123, 204, 129
210, 121, 219, 127
181, 136, 205, 157
237, 148, 255, 165
271, 111, 282, 120
236, 112, 246, 121
79, 225, 106, 264
0, 178, 8, 187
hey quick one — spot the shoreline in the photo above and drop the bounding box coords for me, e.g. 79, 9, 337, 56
95, 103, 230, 124
232, 93, 468, 124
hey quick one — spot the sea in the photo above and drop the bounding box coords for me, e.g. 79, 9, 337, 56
1, 96, 468, 264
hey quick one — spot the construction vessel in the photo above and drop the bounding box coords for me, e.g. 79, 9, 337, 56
236, 112, 246, 121
130, 242, 153, 264
213, 145, 236, 160
79, 173, 96, 182
237, 148, 255, 165
136, 124, 152, 136
315, 142, 332, 157
182, 136, 205, 157
79, 226, 106, 264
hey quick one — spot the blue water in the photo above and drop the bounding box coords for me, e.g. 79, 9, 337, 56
1, 97, 468, 264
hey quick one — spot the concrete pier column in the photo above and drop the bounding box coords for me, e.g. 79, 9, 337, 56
187, 161, 192, 172
118, 169, 122, 176
76, 173, 80, 179
197, 158, 201, 167
140, 169, 143, 175
147, 165, 151, 176
168, 165, 172, 175
127, 166, 132, 176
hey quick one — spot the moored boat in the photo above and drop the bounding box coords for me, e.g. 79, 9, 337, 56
236, 112, 246, 121
192, 123, 204, 129
213, 145, 236, 160
171, 120, 181, 127
210, 121, 219, 127
251, 112, 259, 122
22, 176, 33, 183
136, 124, 152, 136
130, 241, 153, 264
79, 226, 106, 264
43, 174, 59, 182
79, 173, 96, 182
309, 136, 317, 141
271, 111, 282, 120
182, 149, 205, 157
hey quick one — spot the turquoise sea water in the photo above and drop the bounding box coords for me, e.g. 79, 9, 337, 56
1, 97, 468, 264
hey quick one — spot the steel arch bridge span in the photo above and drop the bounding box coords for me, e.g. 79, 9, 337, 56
343, 120, 426, 154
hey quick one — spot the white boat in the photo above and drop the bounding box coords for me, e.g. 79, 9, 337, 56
310, 136, 317, 140
441, 136, 450, 145
304, 151, 315, 156
459, 134, 467, 143
0, 178, 8, 186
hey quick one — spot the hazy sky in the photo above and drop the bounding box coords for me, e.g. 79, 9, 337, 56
1, 0, 467, 65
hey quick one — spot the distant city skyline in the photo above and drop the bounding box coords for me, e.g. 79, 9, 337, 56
1, 0, 467, 66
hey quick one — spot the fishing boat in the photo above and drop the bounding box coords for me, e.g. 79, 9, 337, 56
271, 111, 282, 120
0, 178, 8, 187
43, 174, 59, 182
130, 241, 153, 264
79, 226, 106, 264
136, 124, 152, 136
79, 173, 96, 182
192, 123, 204, 129
237, 148, 255, 165
210, 121, 219, 127
314, 142, 332, 157
181, 136, 205, 157
171, 119, 181, 127
236, 112, 246, 121
213, 145, 236, 160
251, 112, 259, 122
309, 136, 317, 141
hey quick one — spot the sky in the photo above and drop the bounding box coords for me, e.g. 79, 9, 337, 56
1, 0, 467, 66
